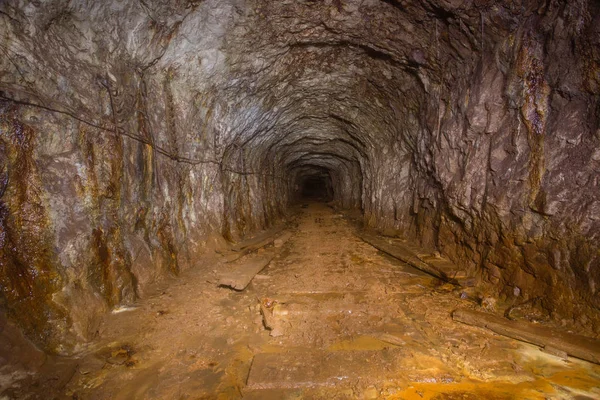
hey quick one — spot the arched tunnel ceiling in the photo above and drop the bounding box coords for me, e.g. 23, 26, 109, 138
217, 0, 454, 174
127, 0, 523, 174
0, 0, 559, 179
186, 0, 536, 184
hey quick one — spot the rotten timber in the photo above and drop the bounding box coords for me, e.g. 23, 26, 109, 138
356, 232, 463, 284
223, 226, 288, 263
231, 226, 286, 252
218, 253, 275, 291
453, 308, 600, 365
273, 231, 293, 248
246, 349, 408, 390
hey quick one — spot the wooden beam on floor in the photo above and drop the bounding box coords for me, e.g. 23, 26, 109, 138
245, 349, 412, 391
231, 226, 287, 252
452, 308, 600, 365
222, 226, 289, 263
356, 232, 462, 284
218, 253, 275, 291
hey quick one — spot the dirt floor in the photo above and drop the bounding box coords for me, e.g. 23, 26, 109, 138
3, 202, 600, 399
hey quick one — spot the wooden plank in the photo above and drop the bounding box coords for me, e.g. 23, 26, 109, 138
420, 255, 468, 280
374, 332, 407, 346
223, 252, 245, 263
258, 292, 395, 319
452, 308, 600, 365
270, 300, 375, 317
231, 226, 286, 252
273, 231, 293, 248
246, 349, 406, 390
222, 228, 290, 263
218, 253, 274, 291
357, 232, 458, 284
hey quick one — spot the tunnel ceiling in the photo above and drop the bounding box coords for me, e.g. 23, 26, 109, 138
1, 0, 599, 352
216, 0, 491, 177
1, 0, 540, 178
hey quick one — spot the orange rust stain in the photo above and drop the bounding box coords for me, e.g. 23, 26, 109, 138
390, 380, 554, 400
389, 368, 600, 400
547, 369, 600, 392
0, 106, 67, 349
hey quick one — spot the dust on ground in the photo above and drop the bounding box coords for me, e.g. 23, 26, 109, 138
3, 202, 599, 399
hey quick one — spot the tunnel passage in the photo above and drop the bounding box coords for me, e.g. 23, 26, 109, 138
0, 0, 599, 354
299, 175, 332, 201
292, 168, 334, 202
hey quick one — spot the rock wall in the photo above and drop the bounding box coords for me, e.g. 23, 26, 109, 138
0, 0, 245, 353
1, 0, 599, 352
367, 2, 600, 332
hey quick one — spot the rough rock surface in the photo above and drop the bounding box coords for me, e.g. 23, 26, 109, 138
0, 0, 599, 352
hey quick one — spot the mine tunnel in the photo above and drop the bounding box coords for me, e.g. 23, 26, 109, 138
1, 0, 600, 398
298, 175, 332, 201
292, 168, 334, 202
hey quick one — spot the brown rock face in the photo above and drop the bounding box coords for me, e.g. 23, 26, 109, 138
0, 0, 599, 352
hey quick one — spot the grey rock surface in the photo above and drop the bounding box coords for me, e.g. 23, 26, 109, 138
0, 0, 598, 352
